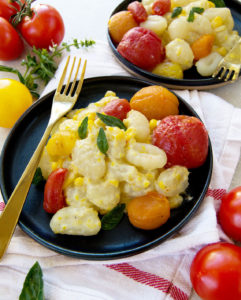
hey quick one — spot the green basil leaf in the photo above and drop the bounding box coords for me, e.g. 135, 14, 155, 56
97, 128, 109, 155
32, 168, 45, 186
101, 204, 126, 230
187, 7, 204, 22
78, 116, 88, 139
209, 0, 226, 7
96, 112, 126, 130
171, 7, 182, 18
19, 262, 44, 300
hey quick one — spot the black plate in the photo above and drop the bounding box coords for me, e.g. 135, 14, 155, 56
107, 0, 241, 90
0, 76, 212, 260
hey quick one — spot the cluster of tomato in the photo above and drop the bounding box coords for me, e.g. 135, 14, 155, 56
0, 0, 65, 61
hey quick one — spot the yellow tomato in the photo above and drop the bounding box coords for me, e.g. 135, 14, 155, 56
0, 79, 32, 128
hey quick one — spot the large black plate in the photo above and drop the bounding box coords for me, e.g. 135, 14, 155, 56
107, 0, 241, 90
0, 76, 212, 260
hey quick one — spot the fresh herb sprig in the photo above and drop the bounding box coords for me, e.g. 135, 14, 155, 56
78, 116, 88, 139
101, 204, 126, 230
187, 7, 204, 22
97, 127, 109, 155
171, 7, 182, 18
96, 112, 126, 130
0, 38, 95, 98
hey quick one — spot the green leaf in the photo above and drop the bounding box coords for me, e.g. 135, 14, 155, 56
101, 204, 126, 230
78, 117, 88, 139
97, 128, 109, 154
187, 7, 204, 22
171, 7, 182, 18
19, 261, 44, 300
0, 65, 25, 84
209, 0, 225, 7
96, 113, 126, 130
32, 168, 45, 186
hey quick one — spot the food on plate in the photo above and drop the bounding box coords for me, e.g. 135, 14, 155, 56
0, 78, 32, 128
152, 115, 209, 168
108, 11, 138, 43
218, 186, 241, 242
130, 85, 179, 120
127, 1, 148, 23
190, 242, 241, 300
0, 17, 24, 61
127, 191, 170, 229
117, 27, 165, 70
37, 87, 210, 236
109, 0, 240, 78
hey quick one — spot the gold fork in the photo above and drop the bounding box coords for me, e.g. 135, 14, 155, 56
212, 37, 241, 82
0, 56, 87, 259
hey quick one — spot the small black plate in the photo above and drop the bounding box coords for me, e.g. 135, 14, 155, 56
0, 76, 212, 260
107, 0, 241, 90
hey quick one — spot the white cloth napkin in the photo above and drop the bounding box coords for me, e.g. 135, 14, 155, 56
1, 41, 241, 300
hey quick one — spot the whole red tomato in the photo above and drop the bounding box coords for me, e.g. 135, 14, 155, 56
102, 98, 131, 120
190, 242, 241, 300
127, 1, 148, 23
43, 168, 68, 214
19, 4, 65, 49
219, 186, 241, 242
152, 115, 209, 168
0, 0, 21, 21
152, 0, 171, 16
0, 17, 24, 60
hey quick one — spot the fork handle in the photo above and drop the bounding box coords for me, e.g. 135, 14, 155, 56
0, 125, 53, 259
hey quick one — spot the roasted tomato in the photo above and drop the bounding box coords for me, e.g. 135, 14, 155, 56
127, 1, 148, 23
117, 27, 165, 70
43, 168, 68, 214
102, 98, 131, 120
152, 115, 209, 168
152, 0, 171, 16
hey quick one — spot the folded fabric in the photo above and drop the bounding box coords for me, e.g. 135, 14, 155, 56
0, 41, 241, 300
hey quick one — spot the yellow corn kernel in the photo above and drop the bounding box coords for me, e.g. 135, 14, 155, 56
207, 1, 215, 8
152, 61, 183, 79
125, 128, 135, 141
74, 176, 84, 186
149, 119, 158, 130
46, 131, 77, 158
108, 179, 119, 187
51, 162, 58, 171
105, 91, 116, 97
143, 181, 150, 188
217, 46, 227, 56
211, 16, 223, 29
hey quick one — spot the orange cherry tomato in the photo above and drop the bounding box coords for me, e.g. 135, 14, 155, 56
191, 34, 215, 60
127, 191, 170, 230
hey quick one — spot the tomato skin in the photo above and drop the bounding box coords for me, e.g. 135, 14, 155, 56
102, 98, 131, 120
0, 0, 21, 21
127, 1, 148, 23
190, 242, 241, 300
0, 17, 24, 60
152, 115, 208, 168
152, 0, 171, 16
19, 4, 65, 49
43, 168, 68, 214
219, 186, 241, 242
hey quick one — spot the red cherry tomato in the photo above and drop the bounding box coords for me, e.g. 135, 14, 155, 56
127, 1, 148, 23
102, 98, 131, 120
219, 186, 241, 242
0, 0, 21, 21
190, 242, 241, 300
152, 115, 208, 168
0, 17, 24, 60
152, 0, 171, 16
43, 168, 68, 214
117, 27, 165, 70
19, 4, 65, 49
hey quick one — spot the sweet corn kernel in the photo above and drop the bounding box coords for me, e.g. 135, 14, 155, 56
149, 119, 158, 130
217, 46, 227, 56
207, 1, 215, 8
125, 128, 135, 141
211, 16, 223, 28
108, 179, 119, 187
74, 177, 84, 186
105, 91, 116, 97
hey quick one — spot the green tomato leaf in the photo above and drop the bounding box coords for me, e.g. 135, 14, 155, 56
19, 261, 44, 300
96, 112, 126, 130
209, 0, 226, 7
97, 128, 109, 155
101, 204, 126, 230
171, 7, 182, 18
32, 168, 45, 186
78, 116, 88, 139
187, 7, 204, 22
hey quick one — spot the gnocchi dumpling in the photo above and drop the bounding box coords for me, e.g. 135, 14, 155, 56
196, 51, 222, 76
166, 38, 194, 70
203, 8, 234, 32
168, 16, 190, 41
140, 15, 167, 36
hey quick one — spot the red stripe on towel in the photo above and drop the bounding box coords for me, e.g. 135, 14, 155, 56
206, 188, 226, 200
0, 202, 5, 211
106, 263, 188, 300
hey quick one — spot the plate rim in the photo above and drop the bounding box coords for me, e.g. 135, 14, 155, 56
0, 75, 213, 260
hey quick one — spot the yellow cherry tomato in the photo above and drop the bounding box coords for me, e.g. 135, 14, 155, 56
0, 79, 32, 128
